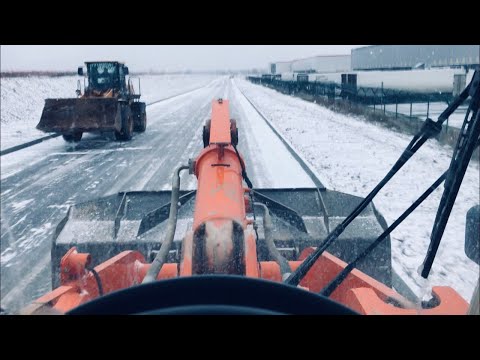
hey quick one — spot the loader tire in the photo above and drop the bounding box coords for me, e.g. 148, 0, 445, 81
132, 102, 147, 133
136, 113, 147, 133
115, 105, 133, 141
202, 119, 211, 148
63, 132, 83, 142
230, 119, 238, 146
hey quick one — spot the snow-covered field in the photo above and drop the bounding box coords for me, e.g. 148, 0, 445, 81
0, 74, 217, 151
134, 74, 218, 104
236, 78, 479, 302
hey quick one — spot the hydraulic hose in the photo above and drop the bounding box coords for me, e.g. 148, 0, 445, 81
142, 164, 189, 283
254, 203, 292, 279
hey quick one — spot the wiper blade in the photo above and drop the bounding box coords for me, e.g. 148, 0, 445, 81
285, 70, 479, 287
420, 70, 480, 278
320, 169, 449, 297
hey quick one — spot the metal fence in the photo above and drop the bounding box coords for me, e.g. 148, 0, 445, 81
247, 76, 453, 120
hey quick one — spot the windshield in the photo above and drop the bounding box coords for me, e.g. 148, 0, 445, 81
0, 45, 478, 315
87, 62, 118, 90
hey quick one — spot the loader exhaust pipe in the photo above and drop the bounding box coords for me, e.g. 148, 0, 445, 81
142, 164, 189, 283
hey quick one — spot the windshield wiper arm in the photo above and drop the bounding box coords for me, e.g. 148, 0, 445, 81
285, 70, 479, 287
320, 169, 449, 297
420, 70, 480, 278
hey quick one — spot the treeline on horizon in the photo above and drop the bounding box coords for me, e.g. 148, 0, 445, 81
1, 69, 265, 78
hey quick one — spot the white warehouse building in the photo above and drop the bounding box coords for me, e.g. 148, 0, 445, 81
270, 54, 351, 75
270, 61, 292, 74
291, 55, 351, 73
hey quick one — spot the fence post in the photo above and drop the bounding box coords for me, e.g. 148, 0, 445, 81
382, 82, 386, 114
333, 89, 336, 110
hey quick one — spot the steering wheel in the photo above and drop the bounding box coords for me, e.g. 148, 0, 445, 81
66, 275, 358, 315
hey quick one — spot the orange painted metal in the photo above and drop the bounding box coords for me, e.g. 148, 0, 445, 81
190, 99, 249, 274
192, 146, 246, 230
24, 250, 179, 314
259, 262, 282, 282
345, 286, 468, 315
135, 263, 178, 281
21, 286, 74, 315
193, 98, 246, 230
257, 249, 468, 314
60, 247, 92, 283
209, 99, 231, 144
296, 248, 399, 303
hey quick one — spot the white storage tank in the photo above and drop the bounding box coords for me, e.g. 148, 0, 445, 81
309, 72, 343, 84
353, 68, 467, 93
271, 61, 293, 74
281, 72, 295, 81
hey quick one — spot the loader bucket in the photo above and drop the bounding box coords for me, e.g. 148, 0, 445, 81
36, 98, 122, 134
50, 188, 392, 289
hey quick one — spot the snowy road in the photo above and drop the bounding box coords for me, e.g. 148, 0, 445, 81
0, 77, 314, 311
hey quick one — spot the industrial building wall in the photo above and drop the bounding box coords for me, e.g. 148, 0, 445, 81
352, 45, 480, 70
270, 61, 292, 74
308, 68, 472, 94
291, 55, 351, 73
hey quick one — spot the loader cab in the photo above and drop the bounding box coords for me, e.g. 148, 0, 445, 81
85, 61, 127, 93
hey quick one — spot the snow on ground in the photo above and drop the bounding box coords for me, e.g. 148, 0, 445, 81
0, 74, 217, 151
230, 81, 314, 188
1, 76, 77, 150
133, 74, 218, 104
236, 77, 479, 302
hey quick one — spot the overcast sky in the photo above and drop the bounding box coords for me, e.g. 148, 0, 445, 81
1, 45, 366, 72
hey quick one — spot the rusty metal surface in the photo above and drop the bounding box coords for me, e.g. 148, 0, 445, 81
36, 98, 121, 133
